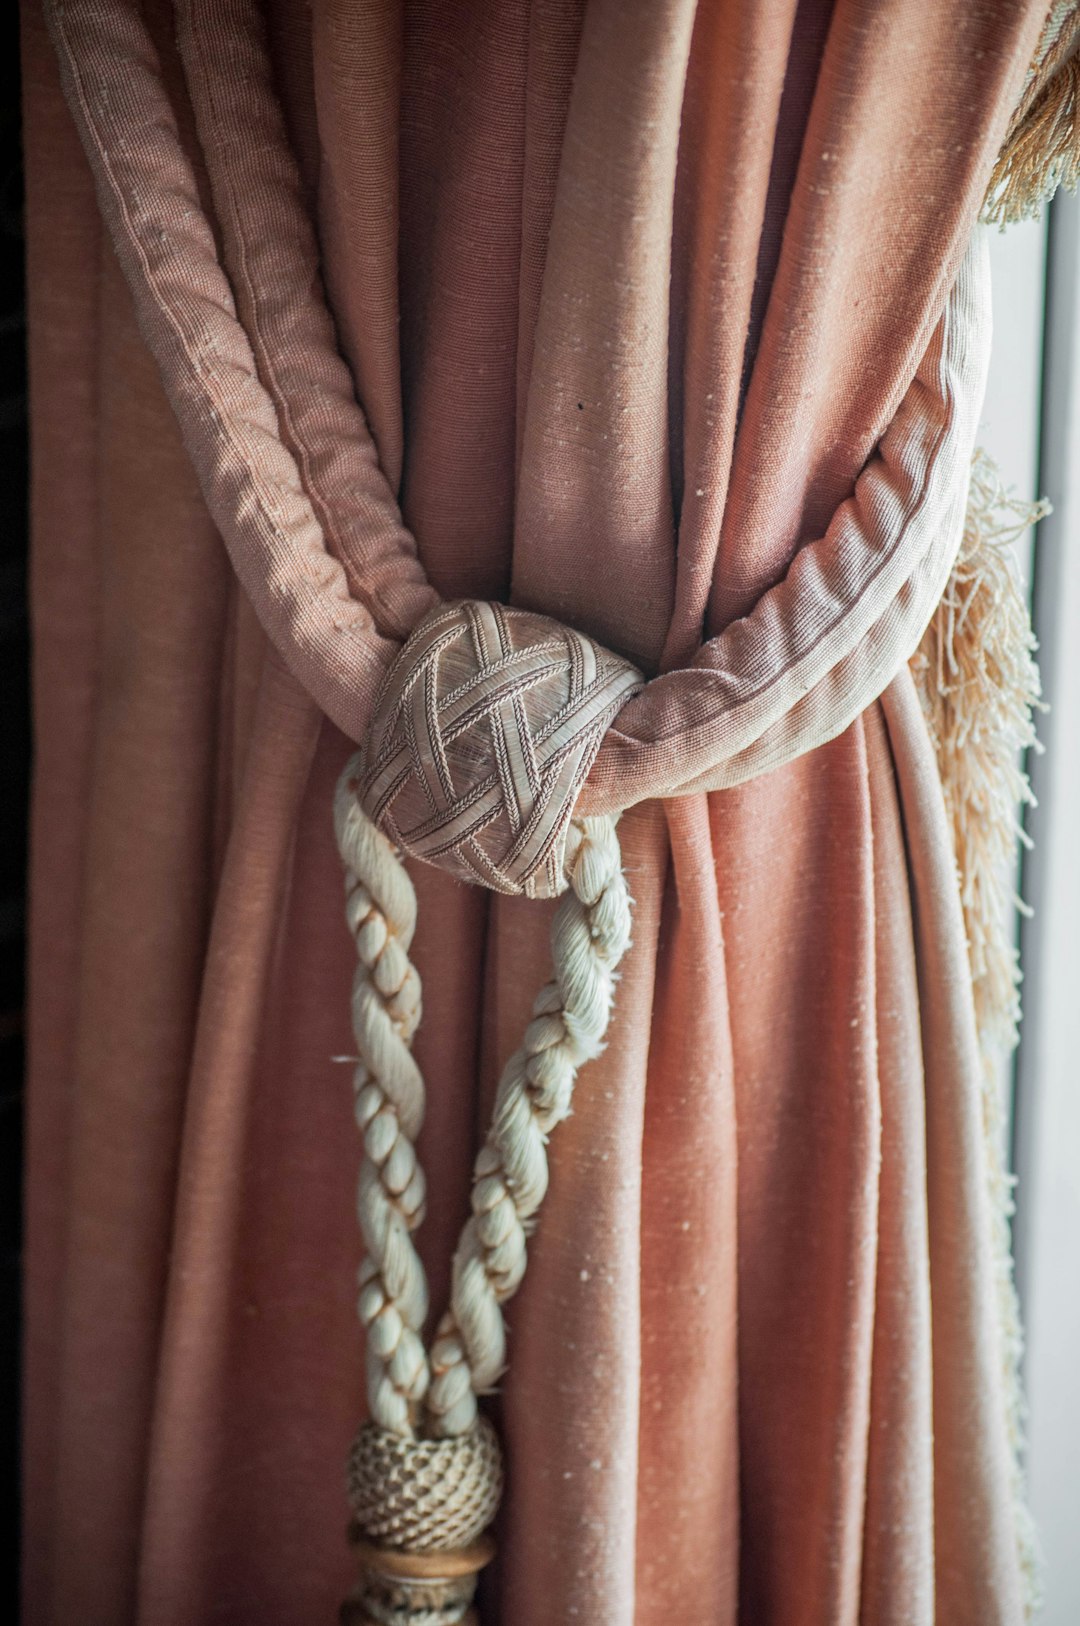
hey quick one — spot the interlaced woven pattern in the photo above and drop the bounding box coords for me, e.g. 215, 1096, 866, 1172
359, 600, 642, 899
347, 1418, 503, 1552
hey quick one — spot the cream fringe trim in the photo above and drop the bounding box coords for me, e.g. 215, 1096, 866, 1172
984, 1, 1080, 225
911, 449, 1049, 1616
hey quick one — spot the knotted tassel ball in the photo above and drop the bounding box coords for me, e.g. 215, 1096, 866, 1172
359, 601, 642, 898
346, 1418, 504, 1554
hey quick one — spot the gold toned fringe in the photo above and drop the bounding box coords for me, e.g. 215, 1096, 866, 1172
983, 1, 1080, 225
911, 449, 1050, 1617
914, 452, 1048, 1052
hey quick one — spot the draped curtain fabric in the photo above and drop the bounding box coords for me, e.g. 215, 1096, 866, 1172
20, 1, 1049, 1622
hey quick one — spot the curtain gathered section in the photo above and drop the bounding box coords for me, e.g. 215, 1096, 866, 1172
22, 1, 1059, 1623
50, 0, 995, 811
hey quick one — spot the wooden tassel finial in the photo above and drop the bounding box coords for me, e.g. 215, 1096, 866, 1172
341, 1533, 497, 1625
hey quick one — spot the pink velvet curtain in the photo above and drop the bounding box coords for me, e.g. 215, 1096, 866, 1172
21, 1, 1047, 1622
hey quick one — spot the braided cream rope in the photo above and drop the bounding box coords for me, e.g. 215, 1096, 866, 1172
334, 755, 632, 1440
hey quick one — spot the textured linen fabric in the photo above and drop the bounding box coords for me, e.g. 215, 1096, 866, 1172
21, 1, 1047, 1623
44, 0, 1003, 803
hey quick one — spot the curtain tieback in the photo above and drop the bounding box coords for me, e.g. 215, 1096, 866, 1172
42, 0, 1075, 1617
334, 601, 640, 1621
49, 0, 996, 823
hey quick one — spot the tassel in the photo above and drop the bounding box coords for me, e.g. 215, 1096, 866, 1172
913, 450, 1048, 1053
983, 2, 1080, 225
910, 448, 1050, 1617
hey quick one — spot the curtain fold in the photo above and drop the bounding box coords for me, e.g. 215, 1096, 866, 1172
21, 1, 1050, 1621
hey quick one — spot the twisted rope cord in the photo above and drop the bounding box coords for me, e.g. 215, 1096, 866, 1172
175, 0, 436, 636
427, 816, 631, 1436
334, 756, 631, 1438
335, 767, 431, 1434
45, 0, 421, 740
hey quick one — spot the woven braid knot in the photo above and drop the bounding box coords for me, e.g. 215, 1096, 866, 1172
347, 1418, 504, 1552
359, 600, 642, 899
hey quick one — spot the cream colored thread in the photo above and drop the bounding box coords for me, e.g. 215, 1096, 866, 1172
335, 758, 632, 1439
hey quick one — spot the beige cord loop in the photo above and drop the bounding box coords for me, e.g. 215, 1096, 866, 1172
334, 601, 635, 1618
